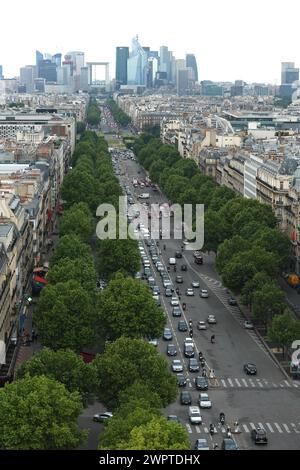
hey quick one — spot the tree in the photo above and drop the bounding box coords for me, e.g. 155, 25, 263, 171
33, 280, 96, 351
60, 167, 98, 210
17, 348, 97, 405
252, 283, 286, 325
97, 238, 140, 280
267, 313, 300, 357
76, 122, 86, 135
221, 258, 257, 294
96, 273, 166, 341
216, 236, 250, 274
240, 272, 271, 308
115, 416, 191, 450
0, 375, 87, 450
117, 381, 163, 410
92, 337, 177, 408
59, 202, 95, 243
50, 235, 93, 267
253, 227, 291, 270
208, 186, 236, 212
47, 257, 97, 292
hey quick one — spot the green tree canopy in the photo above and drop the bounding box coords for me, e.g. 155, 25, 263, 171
267, 313, 300, 355
0, 375, 86, 450
92, 337, 177, 408
47, 256, 97, 292
96, 273, 165, 341
17, 348, 97, 405
252, 283, 286, 325
50, 234, 93, 267
33, 280, 96, 351
96, 238, 140, 280
59, 202, 95, 243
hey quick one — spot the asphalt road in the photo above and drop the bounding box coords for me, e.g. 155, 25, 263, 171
113, 148, 300, 451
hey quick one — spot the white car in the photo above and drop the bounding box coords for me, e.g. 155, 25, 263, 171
200, 289, 209, 298
188, 406, 202, 424
244, 320, 254, 329
191, 281, 200, 288
198, 393, 212, 409
170, 297, 179, 306
148, 339, 159, 347
171, 359, 183, 372
197, 321, 207, 330
207, 315, 217, 324
93, 411, 113, 422
186, 288, 194, 296
169, 257, 176, 265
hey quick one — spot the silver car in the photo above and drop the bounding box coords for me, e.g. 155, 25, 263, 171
171, 359, 183, 372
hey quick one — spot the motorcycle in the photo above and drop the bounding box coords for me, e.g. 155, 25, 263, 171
220, 413, 225, 425
209, 424, 215, 436
182, 303, 186, 311
200, 358, 205, 367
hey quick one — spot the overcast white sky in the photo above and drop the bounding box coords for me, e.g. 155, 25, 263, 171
1, 0, 299, 83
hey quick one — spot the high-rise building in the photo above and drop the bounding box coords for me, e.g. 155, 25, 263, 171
281, 62, 299, 85
159, 46, 171, 80
36, 50, 43, 67
80, 67, 89, 91
186, 54, 198, 82
127, 36, 148, 86
0, 66, 3, 80
66, 51, 85, 76
147, 57, 158, 88
52, 53, 62, 67
38, 60, 57, 82
34, 78, 46, 92
20, 66, 36, 93
116, 47, 129, 85
177, 68, 189, 95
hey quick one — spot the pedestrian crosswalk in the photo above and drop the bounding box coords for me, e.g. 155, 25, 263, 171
207, 376, 299, 389
185, 421, 300, 435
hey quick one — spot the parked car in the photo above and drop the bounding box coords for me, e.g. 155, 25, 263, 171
244, 320, 254, 329
163, 328, 173, 340
228, 297, 237, 306
244, 363, 257, 375
251, 428, 268, 445
167, 415, 181, 424
93, 411, 113, 423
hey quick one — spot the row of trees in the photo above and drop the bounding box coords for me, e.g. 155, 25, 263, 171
87, 98, 101, 126
132, 133, 300, 347
107, 98, 131, 126
0, 122, 188, 449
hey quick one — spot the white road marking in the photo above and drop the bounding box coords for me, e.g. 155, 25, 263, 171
242, 424, 250, 433
228, 378, 234, 387
249, 378, 256, 387
203, 427, 209, 434
266, 423, 274, 433
235, 378, 242, 387
290, 423, 299, 433
292, 383, 298, 388
195, 426, 201, 434
221, 379, 227, 387
249, 422, 256, 430
256, 379, 264, 388
241, 379, 248, 387
274, 423, 283, 433
186, 424, 193, 434
282, 423, 291, 433
258, 422, 265, 430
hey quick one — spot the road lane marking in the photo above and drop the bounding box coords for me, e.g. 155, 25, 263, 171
242, 424, 250, 433
272, 383, 278, 388
274, 423, 283, 433
235, 378, 241, 387
266, 423, 274, 433
282, 424, 291, 433
241, 379, 248, 387
195, 426, 201, 434
221, 379, 227, 387
249, 378, 256, 387
186, 424, 193, 434
203, 427, 209, 434
284, 380, 291, 387
249, 423, 256, 430
228, 378, 234, 387
258, 422, 265, 430
256, 379, 264, 388
292, 383, 298, 388
290, 423, 299, 433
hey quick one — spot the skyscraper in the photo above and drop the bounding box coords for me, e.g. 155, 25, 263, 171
20, 66, 36, 93
116, 47, 129, 84
36, 50, 43, 67
177, 68, 189, 95
281, 62, 299, 85
0, 66, 3, 80
127, 36, 148, 86
38, 60, 57, 82
159, 46, 171, 80
52, 53, 62, 67
186, 54, 198, 82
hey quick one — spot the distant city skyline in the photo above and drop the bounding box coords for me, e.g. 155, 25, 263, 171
0, 0, 299, 83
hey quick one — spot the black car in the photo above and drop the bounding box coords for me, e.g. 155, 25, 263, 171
175, 251, 183, 259
221, 438, 238, 450
251, 428, 268, 445
172, 306, 181, 317
178, 320, 188, 332
244, 363, 257, 375
189, 358, 200, 372
180, 391, 192, 405
167, 344, 177, 356
228, 297, 237, 306
195, 376, 208, 390
181, 264, 187, 272
177, 373, 187, 387
163, 328, 173, 341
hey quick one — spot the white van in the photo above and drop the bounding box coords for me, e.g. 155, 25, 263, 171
169, 257, 176, 265
138, 193, 150, 199
189, 406, 202, 424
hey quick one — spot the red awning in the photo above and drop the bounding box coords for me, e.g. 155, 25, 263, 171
33, 275, 48, 285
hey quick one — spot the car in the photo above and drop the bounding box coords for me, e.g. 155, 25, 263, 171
198, 393, 212, 409
194, 256, 203, 265
177, 373, 187, 387
189, 358, 200, 372
165, 288, 173, 297
207, 315, 216, 324
221, 438, 238, 450
200, 289, 209, 298
189, 406, 202, 424
163, 328, 173, 340
167, 415, 181, 424
152, 294, 161, 305
197, 321, 207, 330
181, 264, 187, 271
148, 338, 159, 347
167, 344, 177, 356
228, 297, 237, 306
178, 320, 188, 332
251, 428, 268, 445
191, 281, 200, 288
195, 376, 208, 391
163, 279, 172, 288
171, 359, 183, 372
172, 306, 181, 317
170, 297, 179, 306
244, 363, 257, 375
152, 286, 160, 295
184, 339, 195, 358
175, 251, 183, 259
194, 438, 209, 450
244, 320, 254, 329
186, 288, 194, 296
169, 257, 176, 265
176, 275, 183, 283
180, 391, 192, 405
93, 411, 113, 423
